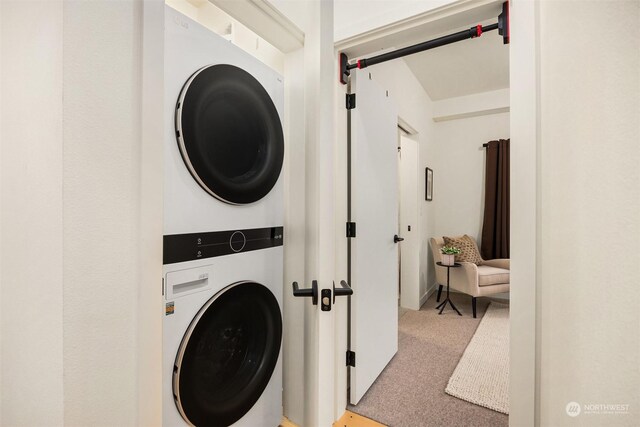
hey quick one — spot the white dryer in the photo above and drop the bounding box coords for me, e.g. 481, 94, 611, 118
163, 6, 284, 427
164, 5, 284, 236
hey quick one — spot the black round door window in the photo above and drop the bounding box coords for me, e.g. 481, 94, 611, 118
176, 64, 284, 205
173, 282, 282, 427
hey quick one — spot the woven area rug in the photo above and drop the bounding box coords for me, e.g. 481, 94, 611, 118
445, 302, 509, 414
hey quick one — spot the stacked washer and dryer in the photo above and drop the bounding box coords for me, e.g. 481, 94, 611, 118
163, 6, 284, 427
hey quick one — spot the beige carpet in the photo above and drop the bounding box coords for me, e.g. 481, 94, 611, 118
445, 303, 509, 414
348, 292, 509, 427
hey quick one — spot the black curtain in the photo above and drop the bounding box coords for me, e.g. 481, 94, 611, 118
481, 139, 510, 259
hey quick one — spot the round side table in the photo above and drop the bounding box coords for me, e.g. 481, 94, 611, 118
435, 262, 462, 316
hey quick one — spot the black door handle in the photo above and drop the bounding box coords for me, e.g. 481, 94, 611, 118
333, 280, 353, 302
292, 280, 318, 305
394, 234, 404, 243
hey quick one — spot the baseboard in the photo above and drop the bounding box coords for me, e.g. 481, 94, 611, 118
420, 285, 436, 308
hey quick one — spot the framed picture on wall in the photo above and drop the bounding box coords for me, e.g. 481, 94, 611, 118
425, 167, 433, 201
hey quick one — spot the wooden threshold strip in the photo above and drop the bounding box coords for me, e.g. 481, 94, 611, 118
281, 411, 386, 427
280, 416, 298, 427
333, 411, 387, 427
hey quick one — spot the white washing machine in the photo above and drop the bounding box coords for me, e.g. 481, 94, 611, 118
163, 6, 284, 427
163, 250, 283, 427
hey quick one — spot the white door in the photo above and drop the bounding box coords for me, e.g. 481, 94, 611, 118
348, 70, 399, 405
399, 134, 420, 310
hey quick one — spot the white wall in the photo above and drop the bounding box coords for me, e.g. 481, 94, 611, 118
432, 111, 509, 244
508, 0, 537, 423
536, 1, 640, 425
433, 88, 509, 122
63, 1, 143, 424
334, 0, 457, 42
1, 1, 156, 425
1, 1, 64, 425
282, 48, 307, 426
0, 2, 3, 420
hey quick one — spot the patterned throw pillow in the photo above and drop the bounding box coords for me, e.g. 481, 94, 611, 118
442, 235, 484, 265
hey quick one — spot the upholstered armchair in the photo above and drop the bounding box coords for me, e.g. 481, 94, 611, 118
429, 236, 510, 317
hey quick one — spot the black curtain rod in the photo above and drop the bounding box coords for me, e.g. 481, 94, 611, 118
483, 143, 489, 148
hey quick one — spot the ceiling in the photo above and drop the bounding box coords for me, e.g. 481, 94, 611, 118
402, 18, 509, 100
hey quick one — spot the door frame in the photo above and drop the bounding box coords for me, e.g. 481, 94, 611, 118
398, 129, 421, 311
334, 1, 539, 425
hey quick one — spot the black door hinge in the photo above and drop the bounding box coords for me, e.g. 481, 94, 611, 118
346, 222, 356, 238
346, 350, 356, 367
346, 93, 356, 110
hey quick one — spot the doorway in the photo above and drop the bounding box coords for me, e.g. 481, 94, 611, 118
341, 2, 512, 426
398, 128, 420, 312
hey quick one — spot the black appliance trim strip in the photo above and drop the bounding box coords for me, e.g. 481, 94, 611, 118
163, 226, 283, 265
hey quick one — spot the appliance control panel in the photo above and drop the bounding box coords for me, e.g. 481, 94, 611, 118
163, 226, 283, 265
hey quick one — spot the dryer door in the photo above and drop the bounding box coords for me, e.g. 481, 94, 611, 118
173, 281, 282, 427
176, 64, 284, 205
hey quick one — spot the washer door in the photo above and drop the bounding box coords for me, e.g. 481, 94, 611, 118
176, 64, 284, 205
173, 282, 282, 427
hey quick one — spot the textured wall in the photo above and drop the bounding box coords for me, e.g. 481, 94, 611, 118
282, 48, 307, 425
1, 1, 149, 424
62, 1, 142, 425
537, 1, 640, 425
0, 1, 65, 425
333, 0, 457, 42
432, 112, 510, 245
